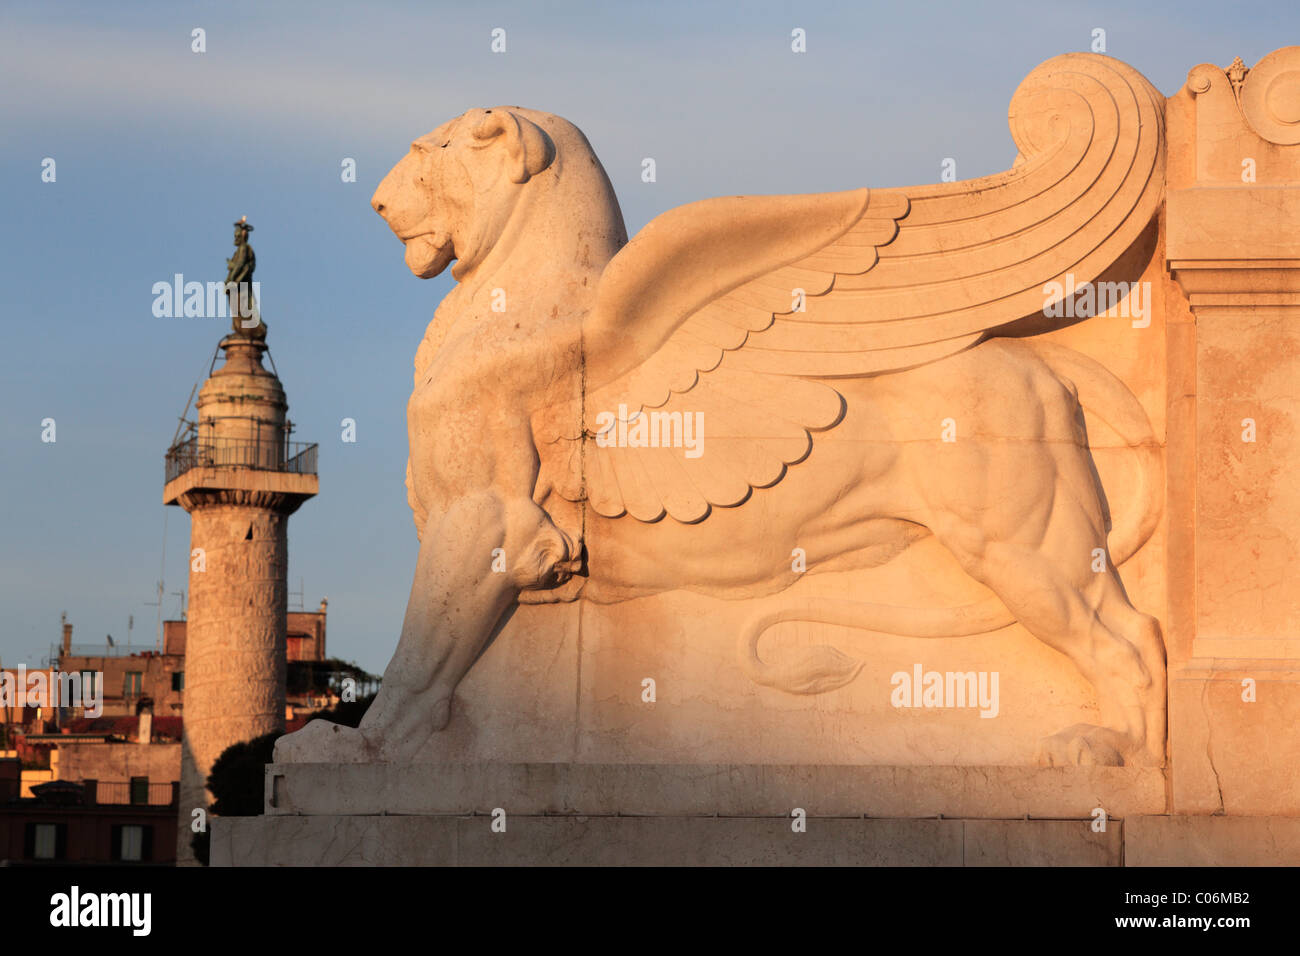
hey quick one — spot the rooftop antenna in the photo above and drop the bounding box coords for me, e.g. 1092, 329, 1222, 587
171, 588, 187, 620
145, 579, 164, 653
52, 611, 68, 671
289, 577, 304, 612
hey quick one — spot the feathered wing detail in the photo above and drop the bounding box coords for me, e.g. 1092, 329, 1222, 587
534, 53, 1166, 523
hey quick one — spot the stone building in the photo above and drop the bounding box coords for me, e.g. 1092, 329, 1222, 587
3, 606, 333, 732
0, 596, 362, 864
0, 758, 179, 865
53, 619, 185, 719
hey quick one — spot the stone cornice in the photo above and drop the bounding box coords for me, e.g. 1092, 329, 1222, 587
1167, 48, 1300, 317
164, 466, 318, 515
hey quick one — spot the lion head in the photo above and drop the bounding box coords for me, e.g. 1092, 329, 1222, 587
372, 106, 624, 283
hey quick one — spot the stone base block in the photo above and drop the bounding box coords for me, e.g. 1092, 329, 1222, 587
213, 814, 1121, 867
1126, 815, 1300, 866
264, 761, 1166, 819
216, 810, 1300, 866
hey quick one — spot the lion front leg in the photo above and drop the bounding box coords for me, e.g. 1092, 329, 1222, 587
274, 490, 575, 765
362, 490, 574, 761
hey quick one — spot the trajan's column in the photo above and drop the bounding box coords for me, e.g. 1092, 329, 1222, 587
163, 218, 317, 863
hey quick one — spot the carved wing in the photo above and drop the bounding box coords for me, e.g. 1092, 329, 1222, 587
535, 53, 1165, 523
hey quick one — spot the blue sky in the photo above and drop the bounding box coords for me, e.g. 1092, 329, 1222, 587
1, 0, 1295, 673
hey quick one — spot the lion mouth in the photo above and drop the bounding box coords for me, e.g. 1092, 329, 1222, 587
403, 232, 456, 278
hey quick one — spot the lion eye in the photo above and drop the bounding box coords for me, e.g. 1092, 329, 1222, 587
442, 142, 449, 148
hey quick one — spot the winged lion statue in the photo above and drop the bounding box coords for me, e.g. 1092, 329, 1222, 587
277, 52, 1168, 768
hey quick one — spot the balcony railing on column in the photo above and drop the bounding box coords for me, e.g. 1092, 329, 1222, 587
165, 437, 318, 483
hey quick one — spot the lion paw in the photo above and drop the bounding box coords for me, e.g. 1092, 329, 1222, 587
1035, 723, 1129, 767
274, 719, 377, 764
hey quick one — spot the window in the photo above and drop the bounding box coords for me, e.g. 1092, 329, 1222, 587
120, 825, 144, 862
129, 776, 148, 805
80, 671, 98, 698
25, 822, 65, 861
111, 824, 152, 863
171, 671, 184, 692
123, 671, 142, 697
33, 823, 57, 859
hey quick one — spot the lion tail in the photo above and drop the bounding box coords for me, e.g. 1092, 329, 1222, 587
737, 595, 1014, 695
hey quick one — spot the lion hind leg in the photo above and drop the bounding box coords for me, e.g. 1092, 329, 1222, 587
926, 503, 1163, 768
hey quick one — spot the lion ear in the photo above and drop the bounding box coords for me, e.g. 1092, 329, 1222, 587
469, 109, 556, 184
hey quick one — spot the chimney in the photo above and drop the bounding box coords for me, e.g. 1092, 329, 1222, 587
61, 616, 73, 655
319, 597, 328, 614
137, 704, 153, 745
